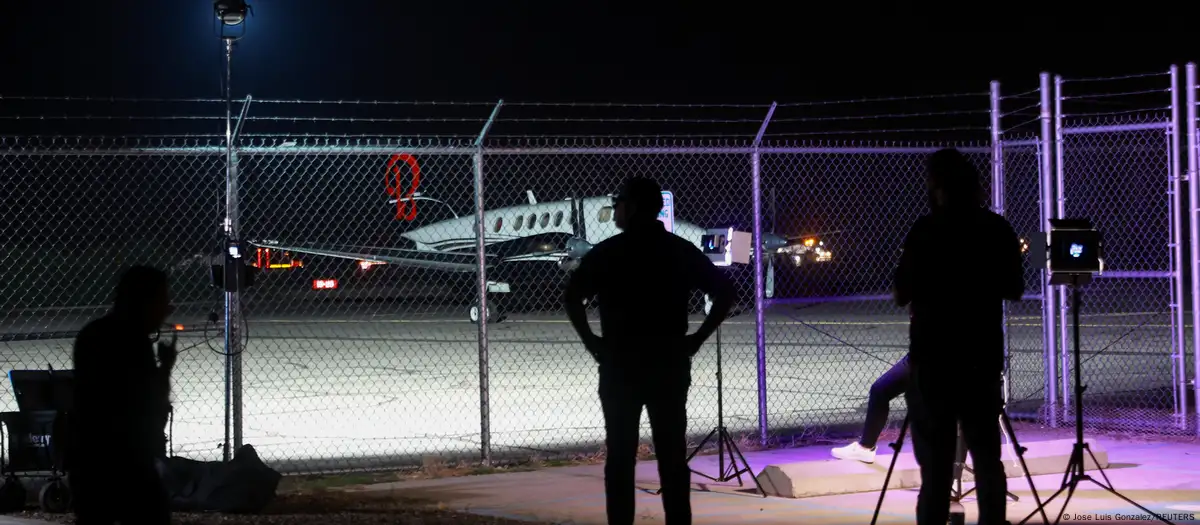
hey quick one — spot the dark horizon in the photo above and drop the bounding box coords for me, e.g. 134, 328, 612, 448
1, 2, 1196, 104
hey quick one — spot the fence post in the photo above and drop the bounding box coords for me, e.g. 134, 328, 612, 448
1185, 63, 1199, 436
1169, 65, 1188, 430
990, 81, 1011, 404
752, 103, 777, 445
1039, 72, 1060, 427
1053, 75, 1071, 413
474, 100, 504, 464
221, 36, 244, 462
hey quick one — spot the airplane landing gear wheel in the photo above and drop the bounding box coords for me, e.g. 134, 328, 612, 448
469, 299, 506, 324
39, 478, 70, 513
469, 304, 488, 324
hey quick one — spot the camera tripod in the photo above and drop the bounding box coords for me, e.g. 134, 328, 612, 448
869, 400, 1050, 525
950, 416, 1020, 504
1018, 275, 1176, 525
655, 327, 766, 497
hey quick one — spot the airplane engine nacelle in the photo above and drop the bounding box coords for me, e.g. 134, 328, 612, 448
559, 237, 594, 272
566, 237, 593, 259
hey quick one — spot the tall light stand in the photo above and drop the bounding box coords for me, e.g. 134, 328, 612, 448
656, 326, 765, 497
215, 0, 250, 462
1021, 219, 1173, 525
1018, 273, 1176, 525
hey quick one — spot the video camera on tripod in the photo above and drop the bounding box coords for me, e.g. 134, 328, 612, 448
700, 227, 752, 267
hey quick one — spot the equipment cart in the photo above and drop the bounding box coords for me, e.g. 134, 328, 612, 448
0, 369, 75, 512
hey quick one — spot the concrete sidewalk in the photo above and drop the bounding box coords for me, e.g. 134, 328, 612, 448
353, 435, 1200, 524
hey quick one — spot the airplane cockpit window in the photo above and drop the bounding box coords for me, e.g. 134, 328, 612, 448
598, 206, 613, 223
494, 217, 503, 233
513, 215, 523, 231
553, 211, 564, 227
527, 214, 536, 229
540, 213, 550, 228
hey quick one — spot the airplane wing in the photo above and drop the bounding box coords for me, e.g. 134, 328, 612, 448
786, 229, 845, 242
249, 240, 488, 273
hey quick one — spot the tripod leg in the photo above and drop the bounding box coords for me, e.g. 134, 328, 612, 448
1076, 443, 1180, 525
1018, 443, 1086, 525
718, 428, 745, 486
1080, 443, 1119, 488
691, 426, 715, 462
721, 429, 768, 498
871, 415, 908, 525
1000, 410, 1049, 523
687, 427, 718, 464
1079, 476, 1179, 525
955, 466, 976, 500
995, 411, 1021, 502
1019, 482, 1070, 525
655, 426, 720, 495
951, 426, 967, 501
1052, 480, 1081, 525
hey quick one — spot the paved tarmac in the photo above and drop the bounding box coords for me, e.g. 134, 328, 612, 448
0, 300, 1183, 473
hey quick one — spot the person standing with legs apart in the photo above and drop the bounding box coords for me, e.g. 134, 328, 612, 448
894, 149, 1025, 525
565, 177, 735, 525
831, 353, 910, 463
68, 266, 177, 525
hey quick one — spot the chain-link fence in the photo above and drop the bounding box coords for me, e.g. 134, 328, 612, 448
2, 67, 1198, 475
1051, 69, 1189, 435
0, 136, 229, 463
995, 137, 1050, 422
760, 146, 992, 438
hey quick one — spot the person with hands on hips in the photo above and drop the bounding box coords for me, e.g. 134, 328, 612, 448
565, 177, 734, 525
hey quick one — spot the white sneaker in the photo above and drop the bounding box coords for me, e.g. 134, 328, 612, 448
831, 442, 876, 464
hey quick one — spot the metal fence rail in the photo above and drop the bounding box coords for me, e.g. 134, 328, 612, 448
1051, 69, 1188, 434
1, 64, 1198, 474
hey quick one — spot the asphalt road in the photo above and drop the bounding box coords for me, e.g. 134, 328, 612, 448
0, 300, 1183, 472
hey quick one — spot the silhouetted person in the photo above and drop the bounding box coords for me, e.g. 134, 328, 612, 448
830, 352, 909, 463
68, 266, 177, 525
565, 177, 734, 525
895, 149, 1024, 525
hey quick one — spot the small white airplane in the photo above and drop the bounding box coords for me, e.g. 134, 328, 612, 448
250, 190, 834, 323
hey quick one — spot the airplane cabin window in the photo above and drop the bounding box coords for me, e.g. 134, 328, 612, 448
513, 215, 522, 231
494, 217, 503, 233
598, 206, 613, 223
527, 214, 536, 229
553, 211, 564, 227
540, 213, 550, 228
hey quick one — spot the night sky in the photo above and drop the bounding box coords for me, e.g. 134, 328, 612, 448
1, 2, 1193, 104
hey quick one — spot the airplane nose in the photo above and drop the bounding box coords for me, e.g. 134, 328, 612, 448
763, 233, 787, 251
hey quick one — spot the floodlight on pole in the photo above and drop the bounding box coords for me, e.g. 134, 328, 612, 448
215, 0, 250, 26
214, 0, 251, 464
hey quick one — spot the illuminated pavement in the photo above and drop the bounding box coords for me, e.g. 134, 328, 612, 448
354, 433, 1200, 525
0, 302, 1182, 472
